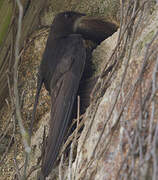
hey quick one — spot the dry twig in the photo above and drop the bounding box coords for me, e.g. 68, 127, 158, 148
14, 0, 31, 178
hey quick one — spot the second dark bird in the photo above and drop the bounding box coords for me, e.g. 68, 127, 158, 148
31, 11, 118, 179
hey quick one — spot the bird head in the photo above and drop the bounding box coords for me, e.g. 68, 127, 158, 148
51, 11, 118, 44
51, 11, 86, 39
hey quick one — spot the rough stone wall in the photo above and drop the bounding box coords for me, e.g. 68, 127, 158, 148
67, 3, 158, 180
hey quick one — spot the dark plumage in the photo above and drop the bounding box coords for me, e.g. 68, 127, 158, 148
31, 11, 118, 179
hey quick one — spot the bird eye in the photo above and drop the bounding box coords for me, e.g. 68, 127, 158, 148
64, 13, 71, 19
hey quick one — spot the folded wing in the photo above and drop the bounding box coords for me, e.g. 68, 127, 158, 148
41, 35, 86, 177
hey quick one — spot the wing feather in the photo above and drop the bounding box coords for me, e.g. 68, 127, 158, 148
41, 35, 86, 177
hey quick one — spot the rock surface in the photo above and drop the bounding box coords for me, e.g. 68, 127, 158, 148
67, 3, 158, 180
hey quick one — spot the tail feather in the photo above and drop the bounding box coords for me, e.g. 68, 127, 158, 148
41, 71, 81, 177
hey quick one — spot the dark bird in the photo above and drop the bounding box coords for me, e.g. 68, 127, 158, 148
31, 11, 118, 179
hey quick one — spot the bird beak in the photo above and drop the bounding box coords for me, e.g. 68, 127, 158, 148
74, 16, 118, 44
